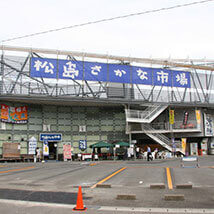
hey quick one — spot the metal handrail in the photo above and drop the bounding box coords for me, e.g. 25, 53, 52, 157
125, 105, 167, 121
141, 124, 179, 147
144, 104, 166, 119
149, 120, 199, 130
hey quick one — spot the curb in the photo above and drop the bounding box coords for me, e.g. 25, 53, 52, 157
96, 184, 111, 188
116, 194, 136, 200
150, 183, 165, 189
176, 184, 192, 189
1, 199, 214, 213
164, 194, 185, 201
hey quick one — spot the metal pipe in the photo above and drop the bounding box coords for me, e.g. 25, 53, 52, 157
0, 45, 214, 71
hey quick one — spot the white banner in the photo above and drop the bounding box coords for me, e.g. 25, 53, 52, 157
28, 136, 37, 155
204, 113, 214, 136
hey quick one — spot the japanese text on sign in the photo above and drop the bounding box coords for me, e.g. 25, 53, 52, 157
1, 104, 28, 124
30, 57, 191, 88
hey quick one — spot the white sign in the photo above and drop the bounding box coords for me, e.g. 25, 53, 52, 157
131, 140, 137, 144
83, 154, 92, 159
28, 136, 37, 155
182, 156, 198, 162
204, 113, 214, 136
79, 125, 86, 132
43, 141, 49, 156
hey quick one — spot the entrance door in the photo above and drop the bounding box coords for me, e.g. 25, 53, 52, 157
48, 142, 57, 160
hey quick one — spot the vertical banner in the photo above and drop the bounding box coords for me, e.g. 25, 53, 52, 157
28, 136, 37, 155
63, 144, 72, 160
204, 113, 213, 136
1, 104, 28, 124
43, 141, 49, 156
79, 140, 87, 151
182, 138, 187, 154
169, 110, 174, 124
195, 110, 201, 124
183, 111, 189, 125
195, 110, 201, 129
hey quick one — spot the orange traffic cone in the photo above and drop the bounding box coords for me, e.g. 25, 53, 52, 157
73, 186, 87, 211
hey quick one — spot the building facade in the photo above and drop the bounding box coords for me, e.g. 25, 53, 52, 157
0, 46, 214, 160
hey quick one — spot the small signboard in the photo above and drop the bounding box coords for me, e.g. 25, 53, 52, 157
28, 136, 37, 155
1, 104, 28, 124
3, 143, 20, 158
79, 140, 87, 151
63, 144, 72, 160
40, 133, 62, 141
181, 156, 199, 168
43, 141, 49, 156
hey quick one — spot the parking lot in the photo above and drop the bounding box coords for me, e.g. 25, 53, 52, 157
0, 156, 213, 213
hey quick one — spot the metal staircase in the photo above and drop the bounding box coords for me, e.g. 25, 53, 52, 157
125, 104, 168, 123
126, 104, 184, 154
141, 124, 184, 154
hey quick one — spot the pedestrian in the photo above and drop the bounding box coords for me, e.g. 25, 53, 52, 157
127, 148, 131, 160
136, 147, 140, 159
36, 147, 40, 162
147, 146, 152, 161
94, 153, 99, 161
34, 148, 37, 163
154, 148, 158, 159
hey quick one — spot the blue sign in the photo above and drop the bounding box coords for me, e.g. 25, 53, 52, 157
84, 61, 107, 82
40, 133, 62, 141
79, 140, 87, 150
153, 68, 172, 87
58, 59, 83, 80
109, 64, 131, 83
173, 70, 191, 88
30, 57, 191, 88
132, 66, 153, 85
31, 57, 57, 78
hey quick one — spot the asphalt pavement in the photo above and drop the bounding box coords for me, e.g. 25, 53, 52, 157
0, 156, 213, 213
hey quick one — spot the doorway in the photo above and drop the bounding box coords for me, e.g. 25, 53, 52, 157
48, 142, 57, 160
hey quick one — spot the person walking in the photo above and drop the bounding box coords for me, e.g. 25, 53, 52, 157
36, 147, 41, 162
154, 148, 158, 159
147, 146, 152, 161
136, 147, 140, 159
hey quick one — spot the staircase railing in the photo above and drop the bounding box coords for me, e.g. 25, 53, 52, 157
127, 119, 199, 132
143, 104, 167, 120
141, 123, 183, 153
125, 104, 167, 122
141, 124, 171, 146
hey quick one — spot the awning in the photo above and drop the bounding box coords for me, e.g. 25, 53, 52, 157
89, 141, 113, 148
114, 142, 130, 147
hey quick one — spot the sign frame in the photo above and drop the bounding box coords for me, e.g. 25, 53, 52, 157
39, 133, 62, 142
79, 140, 87, 151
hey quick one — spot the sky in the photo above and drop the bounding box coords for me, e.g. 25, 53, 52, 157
0, 0, 214, 59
